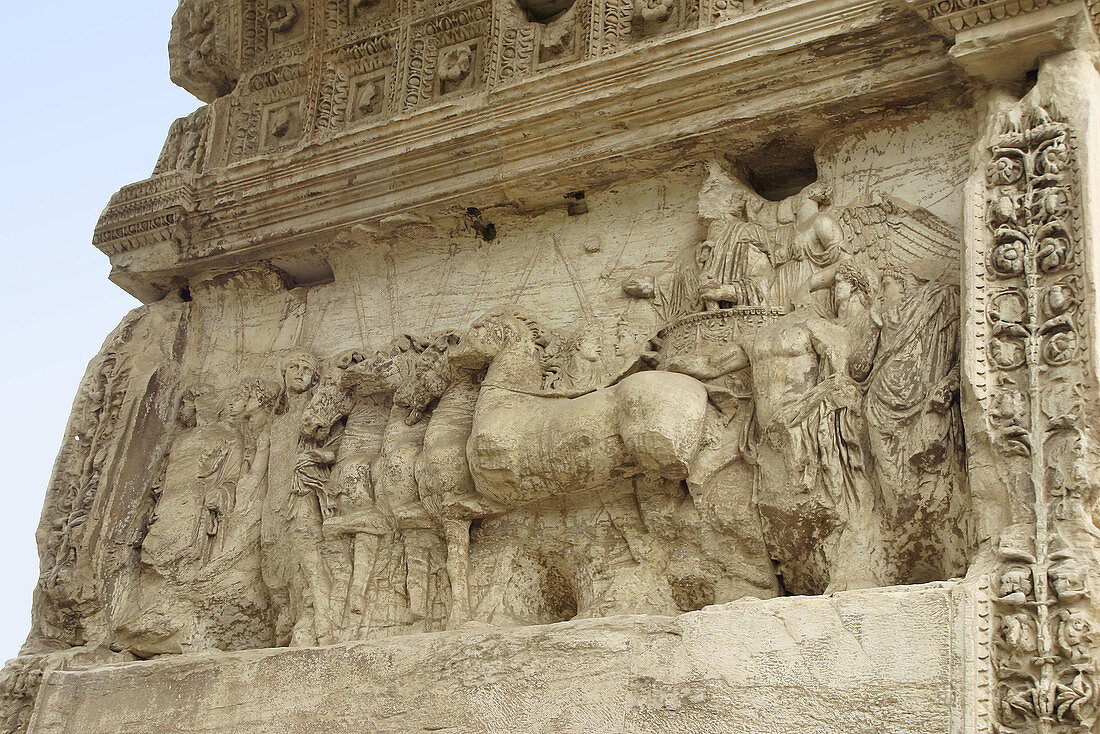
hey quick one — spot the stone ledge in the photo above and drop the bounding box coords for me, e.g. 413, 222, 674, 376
97, 0, 963, 302
28, 583, 974, 734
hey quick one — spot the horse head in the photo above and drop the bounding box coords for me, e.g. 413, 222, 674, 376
340, 352, 401, 401
300, 349, 368, 442
394, 332, 460, 425
450, 310, 556, 395
451, 310, 549, 368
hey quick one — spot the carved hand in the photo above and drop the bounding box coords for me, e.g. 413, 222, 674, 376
306, 449, 337, 464
928, 370, 959, 413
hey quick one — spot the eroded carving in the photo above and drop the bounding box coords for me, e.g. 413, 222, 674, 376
155, 109, 210, 176
169, 0, 238, 101
631, 163, 969, 593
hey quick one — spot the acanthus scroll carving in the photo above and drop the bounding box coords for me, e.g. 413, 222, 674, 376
984, 105, 1099, 734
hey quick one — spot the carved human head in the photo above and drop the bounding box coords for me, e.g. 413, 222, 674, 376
222, 378, 281, 421
573, 327, 602, 361
697, 161, 744, 223
795, 182, 832, 221
178, 383, 212, 428
834, 262, 873, 311
801, 181, 832, 207
879, 264, 908, 309
282, 351, 320, 395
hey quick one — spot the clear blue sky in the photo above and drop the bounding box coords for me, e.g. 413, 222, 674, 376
0, 3, 201, 663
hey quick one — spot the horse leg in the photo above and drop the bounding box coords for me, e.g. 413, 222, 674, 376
345, 532, 380, 624
304, 555, 334, 645
404, 529, 431, 626
443, 517, 472, 628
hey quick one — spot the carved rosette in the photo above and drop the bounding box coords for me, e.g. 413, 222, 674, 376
985, 106, 1098, 734
317, 32, 400, 132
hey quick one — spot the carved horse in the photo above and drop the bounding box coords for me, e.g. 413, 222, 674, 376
394, 310, 711, 625
300, 343, 438, 635
393, 334, 485, 627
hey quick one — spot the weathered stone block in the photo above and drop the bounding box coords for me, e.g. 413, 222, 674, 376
30, 584, 969, 734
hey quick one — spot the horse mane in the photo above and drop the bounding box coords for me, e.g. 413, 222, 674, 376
482, 308, 562, 387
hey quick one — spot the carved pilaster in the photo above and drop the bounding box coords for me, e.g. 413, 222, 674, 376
981, 101, 1097, 733
962, 20, 1100, 730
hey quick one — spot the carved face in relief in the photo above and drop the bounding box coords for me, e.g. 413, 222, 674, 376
834, 278, 854, 309
797, 183, 831, 221
221, 379, 280, 422
833, 264, 872, 318
697, 165, 735, 223
178, 384, 211, 428
222, 387, 250, 420
283, 353, 320, 395
879, 270, 907, 313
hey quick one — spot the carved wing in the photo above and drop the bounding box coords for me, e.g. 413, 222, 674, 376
835, 193, 960, 283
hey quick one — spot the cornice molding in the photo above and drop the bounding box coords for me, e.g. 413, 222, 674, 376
898, 0, 1098, 35
98, 0, 963, 301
